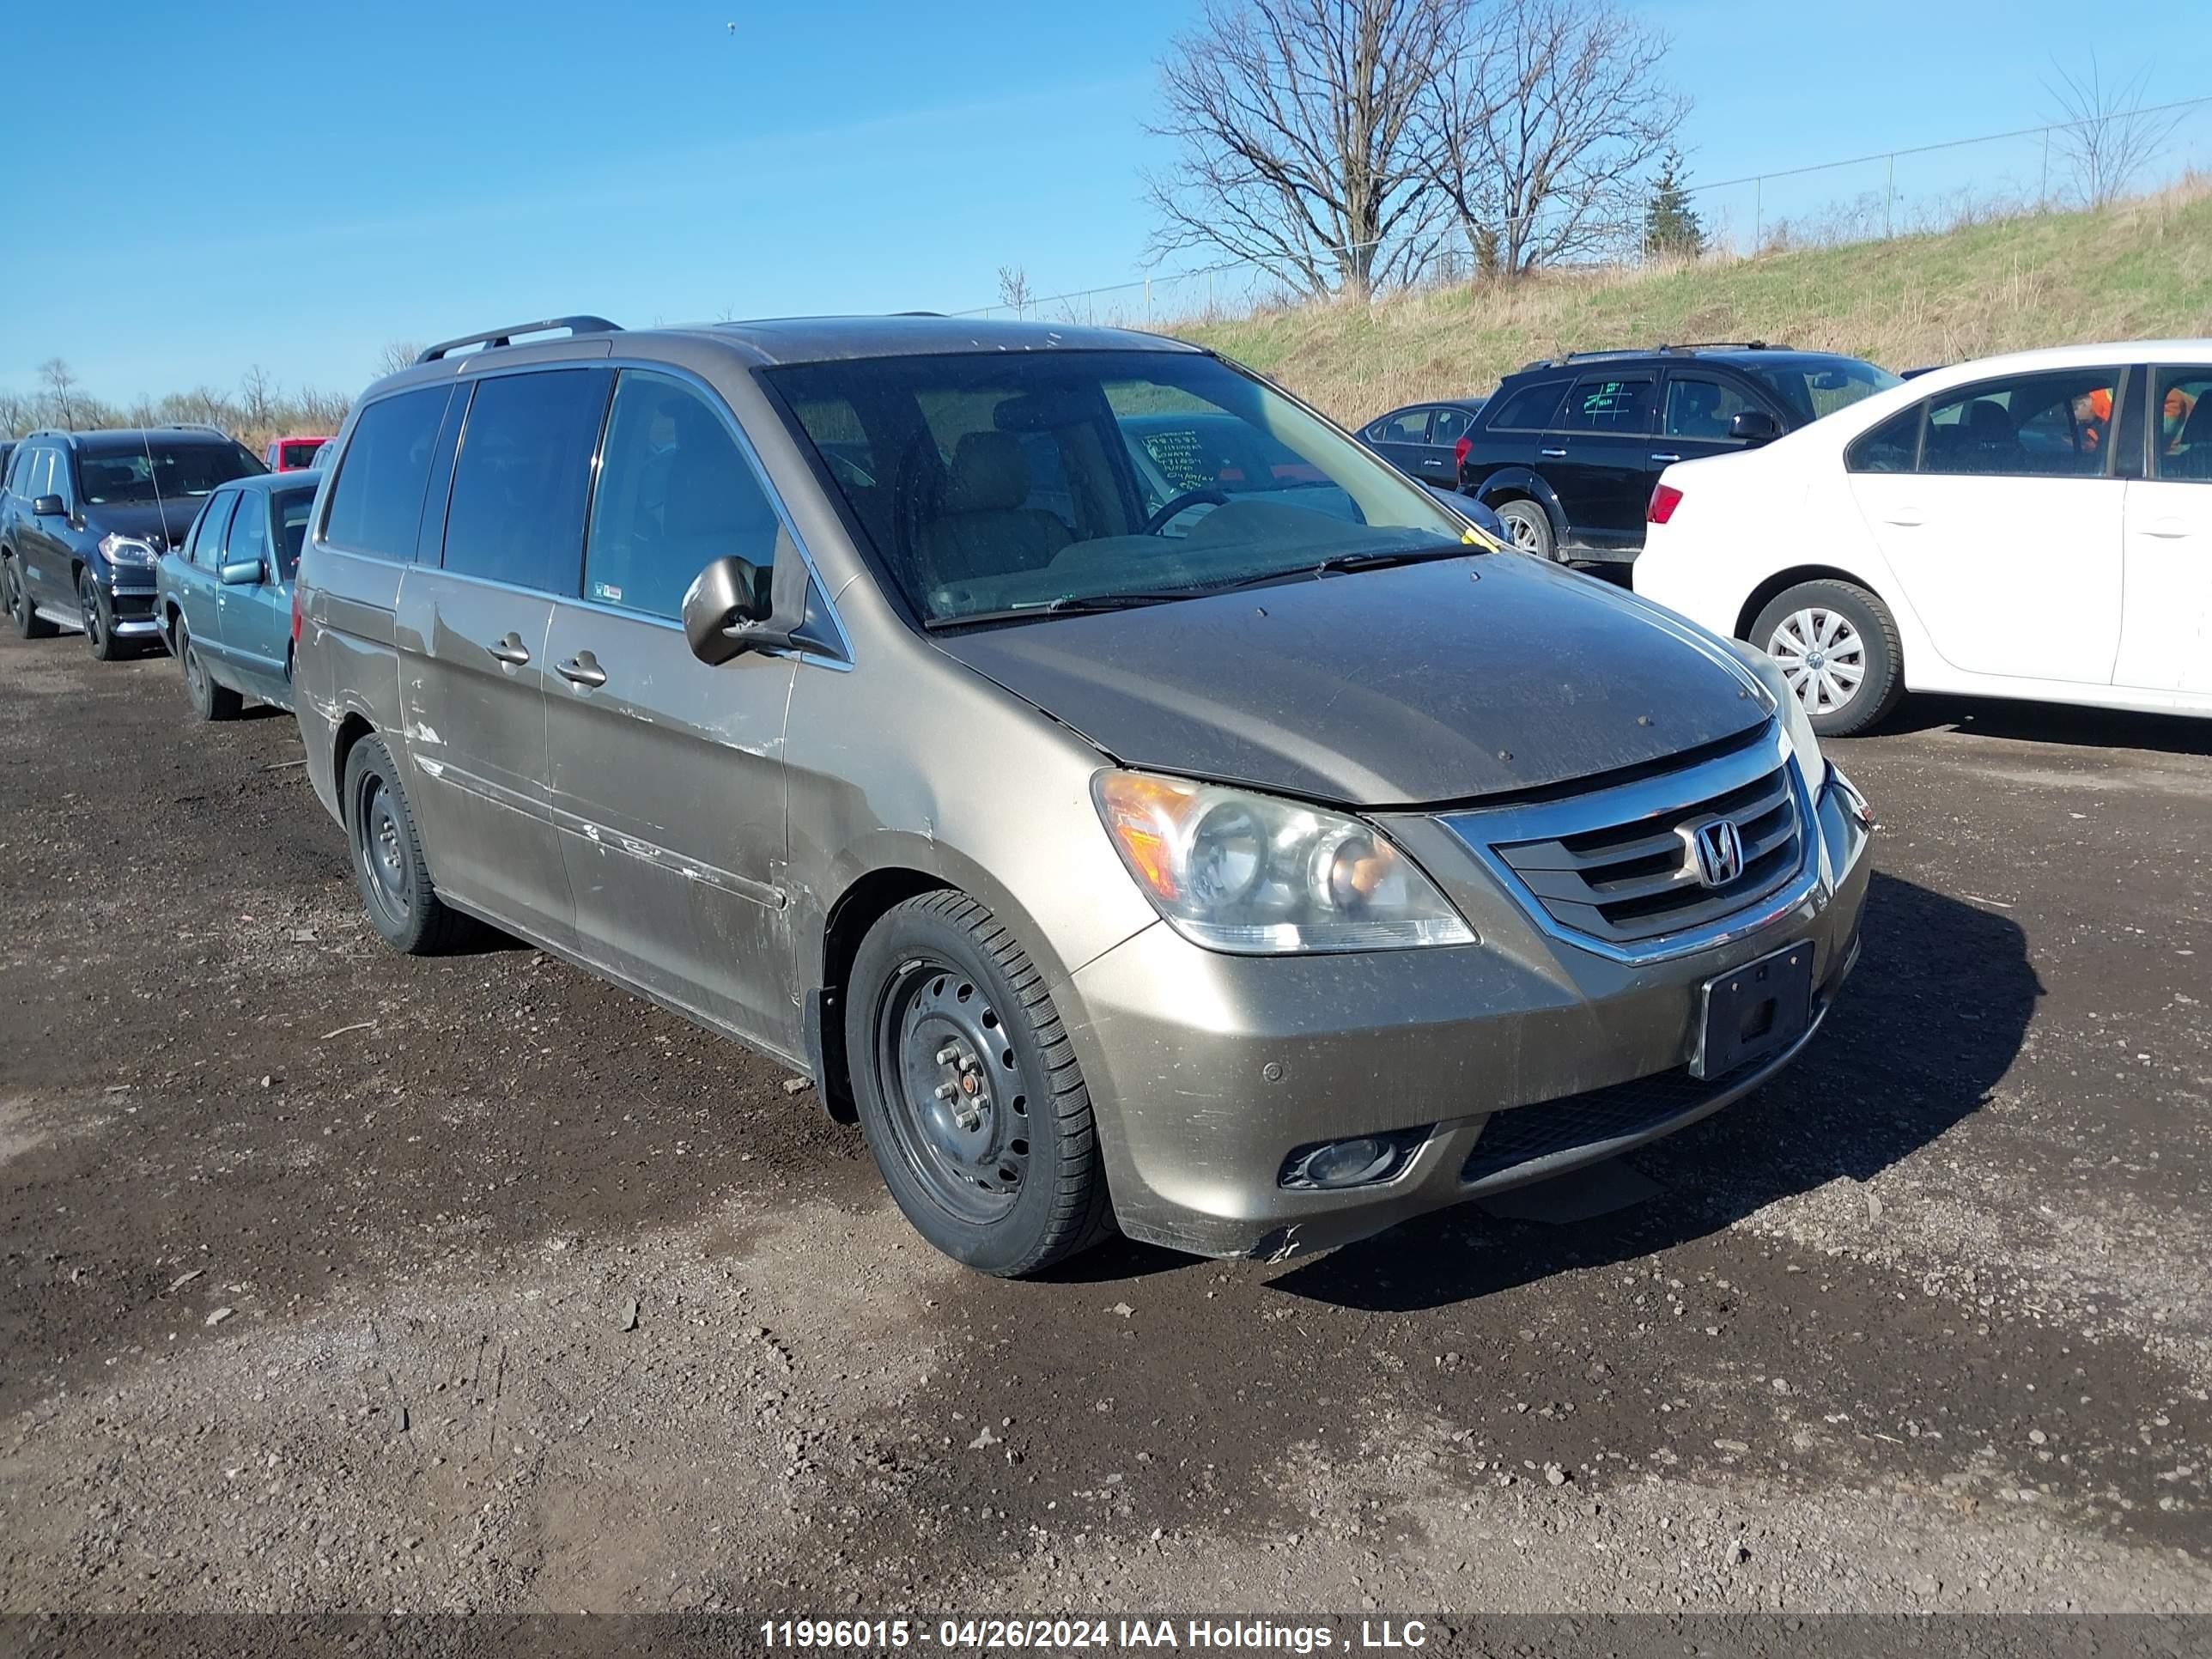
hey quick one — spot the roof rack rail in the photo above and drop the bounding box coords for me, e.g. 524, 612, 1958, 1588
1653, 340, 1777, 353
415, 315, 622, 365
162, 421, 231, 435
890, 310, 945, 317
1518, 340, 1784, 372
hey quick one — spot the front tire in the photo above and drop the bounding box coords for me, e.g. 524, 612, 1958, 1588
6, 555, 57, 639
846, 891, 1114, 1276
343, 735, 471, 955
1751, 579, 1904, 738
1494, 498, 1558, 561
78, 570, 120, 661
177, 619, 242, 721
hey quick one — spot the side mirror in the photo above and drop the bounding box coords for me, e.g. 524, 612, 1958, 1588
1424, 484, 1505, 540
1729, 410, 1783, 446
682, 555, 781, 666
219, 557, 266, 586
31, 494, 64, 518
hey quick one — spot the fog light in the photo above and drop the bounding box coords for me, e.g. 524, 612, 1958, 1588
1279, 1127, 1429, 1190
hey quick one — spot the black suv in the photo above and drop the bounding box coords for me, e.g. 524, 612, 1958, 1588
1455, 343, 1897, 563
1, 426, 264, 657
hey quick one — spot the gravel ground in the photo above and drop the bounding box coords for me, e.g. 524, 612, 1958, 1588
0, 626, 2207, 1619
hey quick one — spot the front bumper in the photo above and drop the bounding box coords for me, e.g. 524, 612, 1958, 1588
1060, 762, 1874, 1261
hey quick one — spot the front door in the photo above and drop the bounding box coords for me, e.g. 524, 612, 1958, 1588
174, 487, 238, 657
2115, 365, 2212, 696
544, 368, 798, 1043
1364, 408, 1434, 478
1655, 370, 1771, 472
1849, 364, 2126, 685
1551, 370, 1658, 550
221, 489, 300, 704
394, 365, 613, 949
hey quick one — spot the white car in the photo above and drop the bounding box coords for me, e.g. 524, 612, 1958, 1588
1634, 340, 2212, 735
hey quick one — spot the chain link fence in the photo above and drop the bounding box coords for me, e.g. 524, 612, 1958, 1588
951, 98, 2212, 330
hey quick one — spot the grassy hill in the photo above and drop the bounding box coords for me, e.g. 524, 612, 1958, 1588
1182, 182, 2212, 423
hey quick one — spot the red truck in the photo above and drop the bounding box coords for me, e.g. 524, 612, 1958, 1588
263, 434, 333, 471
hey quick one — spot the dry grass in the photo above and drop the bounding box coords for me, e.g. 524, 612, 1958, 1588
1181, 179, 2212, 422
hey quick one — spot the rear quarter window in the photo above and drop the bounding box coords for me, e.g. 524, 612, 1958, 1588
1484, 378, 1571, 431
323, 387, 454, 560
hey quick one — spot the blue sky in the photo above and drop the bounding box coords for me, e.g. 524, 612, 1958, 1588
3, 0, 2208, 404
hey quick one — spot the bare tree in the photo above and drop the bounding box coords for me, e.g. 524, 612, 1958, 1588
995, 265, 1035, 316
1145, 0, 1455, 299
1415, 0, 1686, 280
39, 359, 82, 429
240, 364, 279, 433
2043, 55, 2181, 210
0, 389, 33, 437
375, 340, 424, 377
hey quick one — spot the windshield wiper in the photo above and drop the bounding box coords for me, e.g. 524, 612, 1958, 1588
921, 591, 1198, 630
1179, 542, 1475, 598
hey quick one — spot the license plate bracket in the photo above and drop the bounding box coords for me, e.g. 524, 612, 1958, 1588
1692, 942, 1814, 1080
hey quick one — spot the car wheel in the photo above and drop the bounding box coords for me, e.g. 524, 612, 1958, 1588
1751, 579, 1904, 738
177, 619, 241, 721
4, 555, 56, 639
78, 570, 120, 661
343, 734, 471, 955
1494, 499, 1558, 561
846, 890, 1115, 1277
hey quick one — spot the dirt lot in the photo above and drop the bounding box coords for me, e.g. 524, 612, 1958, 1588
1, 623, 2208, 1620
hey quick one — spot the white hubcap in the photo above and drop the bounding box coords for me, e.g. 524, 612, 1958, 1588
1768, 608, 1866, 714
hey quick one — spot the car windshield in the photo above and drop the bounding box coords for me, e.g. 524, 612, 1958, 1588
1741, 357, 1899, 423
765, 349, 1472, 625
274, 484, 316, 577
279, 441, 324, 468
76, 441, 259, 505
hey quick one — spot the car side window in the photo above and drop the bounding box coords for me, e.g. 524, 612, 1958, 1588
229, 490, 269, 574
1846, 406, 1922, 474
1430, 407, 1473, 444
1486, 379, 1571, 431
1372, 409, 1431, 444
585, 370, 782, 622
324, 386, 453, 560
1560, 374, 1656, 436
1662, 374, 1758, 441
441, 368, 611, 593
2153, 368, 2212, 482
1922, 368, 2119, 478
192, 491, 239, 566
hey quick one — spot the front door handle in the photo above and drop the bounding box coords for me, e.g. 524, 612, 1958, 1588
1539, 447, 1568, 459
1650, 452, 1682, 464
1883, 511, 1925, 528
556, 651, 608, 688
2141, 517, 2190, 538
486, 631, 532, 666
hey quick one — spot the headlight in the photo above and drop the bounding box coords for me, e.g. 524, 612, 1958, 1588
1093, 771, 1474, 954
97, 532, 157, 566
1728, 640, 1824, 786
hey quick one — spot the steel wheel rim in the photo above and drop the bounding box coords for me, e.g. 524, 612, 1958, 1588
1767, 607, 1867, 715
79, 577, 103, 650
182, 632, 207, 702
353, 773, 412, 928
873, 956, 1029, 1225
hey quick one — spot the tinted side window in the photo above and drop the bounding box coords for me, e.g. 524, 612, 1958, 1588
1846, 405, 1922, 474
1662, 374, 1759, 440
441, 369, 611, 592
585, 371, 781, 621
324, 387, 452, 559
274, 490, 314, 578
1486, 378, 1571, 431
2152, 368, 2212, 481
1431, 406, 1474, 444
229, 490, 269, 574
1560, 374, 1656, 435
1923, 368, 2118, 478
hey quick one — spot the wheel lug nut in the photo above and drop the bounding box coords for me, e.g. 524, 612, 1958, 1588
933, 1083, 957, 1101
934, 1046, 960, 1066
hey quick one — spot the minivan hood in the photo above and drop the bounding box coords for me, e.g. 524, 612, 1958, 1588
931, 553, 1770, 808
90, 498, 204, 550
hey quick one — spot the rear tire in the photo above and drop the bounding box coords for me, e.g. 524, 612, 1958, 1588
845, 890, 1115, 1276
1750, 579, 1904, 738
78, 570, 121, 662
6, 555, 57, 639
1494, 498, 1558, 562
343, 734, 472, 955
177, 619, 242, 721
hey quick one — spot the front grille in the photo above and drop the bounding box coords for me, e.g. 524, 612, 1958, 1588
1460, 1048, 1775, 1187
1449, 726, 1806, 950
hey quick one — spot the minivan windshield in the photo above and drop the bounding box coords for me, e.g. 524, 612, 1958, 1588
766, 350, 1473, 625
1741, 356, 1899, 423
76, 441, 261, 505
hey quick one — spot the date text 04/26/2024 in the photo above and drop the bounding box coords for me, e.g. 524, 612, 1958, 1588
757, 1619, 1430, 1650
